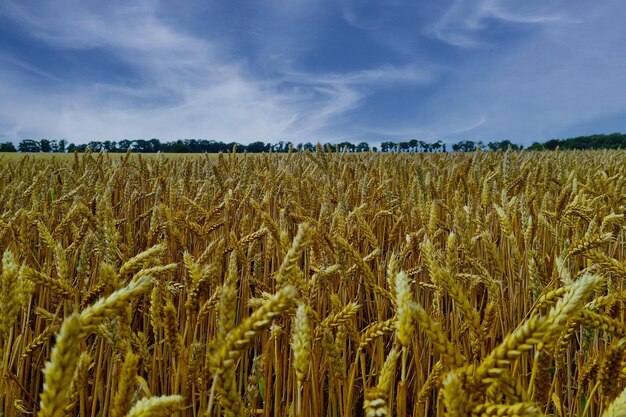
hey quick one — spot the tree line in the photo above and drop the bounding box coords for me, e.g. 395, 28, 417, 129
527, 132, 626, 150
0, 133, 624, 153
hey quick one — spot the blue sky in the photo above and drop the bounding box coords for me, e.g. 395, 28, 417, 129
0, 1, 625, 145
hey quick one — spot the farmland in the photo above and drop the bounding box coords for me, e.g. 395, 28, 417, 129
1, 149, 625, 417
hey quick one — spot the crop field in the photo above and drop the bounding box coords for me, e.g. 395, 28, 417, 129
1, 149, 626, 417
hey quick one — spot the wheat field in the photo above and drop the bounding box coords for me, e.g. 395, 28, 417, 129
1, 148, 625, 417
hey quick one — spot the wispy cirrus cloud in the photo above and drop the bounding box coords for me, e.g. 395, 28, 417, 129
0, 0, 434, 141
426, 0, 566, 47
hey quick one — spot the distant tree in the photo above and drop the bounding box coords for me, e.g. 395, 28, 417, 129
149, 138, 162, 152
247, 141, 268, 153
185, 139, 200, 152
170, 140, 191, 153
537, 133, 626, 150
272, 141, 286, 153
0, 142, 16, 152
40, 139, 52, 152
324, 143, 337, 152
49, 139, 67, 153
117, 140, 132, 152
543, 139, 560, 150
452, 140, 476, 152
206, 140, 221, 153
356, 142, 370, 152
18, 139, 41, 152
487, 140, 522, 151
88, 141, 103, 152
224, 142, 239, 153
336, 141, 354, 152
132, 140, 148, 152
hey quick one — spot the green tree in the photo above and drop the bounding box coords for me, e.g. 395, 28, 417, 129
247, 141, 268, 153
0, 142, 17, 152
39, 139, 52, 152
356, 142, 370, 152
18, 139, 40, 152
88, 141, 103, 152
118, 140, 132, 151
452, 140, 476, 152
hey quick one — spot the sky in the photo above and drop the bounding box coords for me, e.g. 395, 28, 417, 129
0, 1, 625, 146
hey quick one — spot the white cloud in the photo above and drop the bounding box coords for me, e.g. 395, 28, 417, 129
427, 0, 565, 47
288, 64, 436, 86
367, 116, 487, 141
0, 0, 435, 142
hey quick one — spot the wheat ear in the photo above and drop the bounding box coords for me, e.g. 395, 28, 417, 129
475, 274, 602, 387
364, 388, 390, 417
359, 318, 396, 351
441, 371, 470, 417
38, 314, 82, 417
111, 350, 140, 417
275, 223, 314, 287
119, 243, 167, 276
123, 395, 183, 417
315, 302, 360, 339
79, 275, 153, 335
64, 351, 91, 415
412, 302, 466, 368
602, 386, 626, 417
1, 251, 20, 345
417, 361, 444, 406
292, 303, 311, 416
209, 285, 296, 416
601, 338, 626, 402
472, 402, 540, 417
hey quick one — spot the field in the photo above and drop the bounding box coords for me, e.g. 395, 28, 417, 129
1, 149, 625, 417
